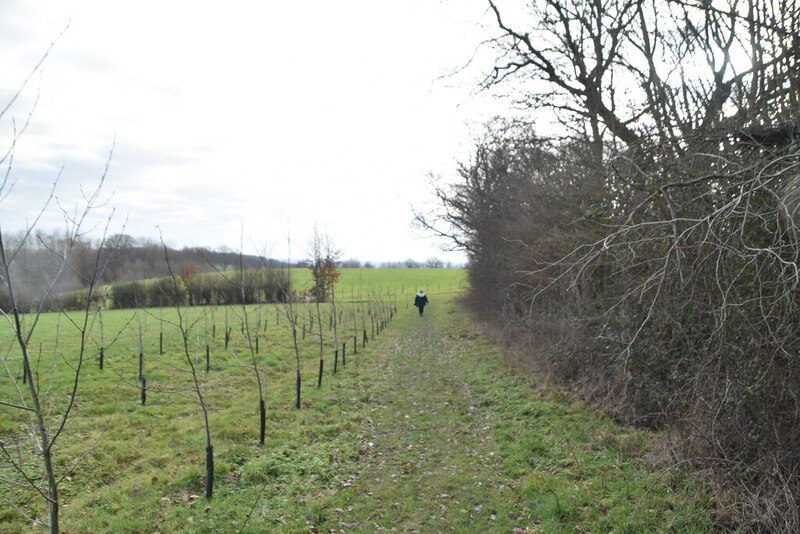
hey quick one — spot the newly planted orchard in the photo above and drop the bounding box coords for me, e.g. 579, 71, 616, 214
0, 268, 460, 530
0, 274, 718, 532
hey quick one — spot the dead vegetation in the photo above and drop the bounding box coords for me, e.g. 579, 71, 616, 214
417, 1, 800, 530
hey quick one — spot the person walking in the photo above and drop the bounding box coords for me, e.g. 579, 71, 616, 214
414, 289, 429, 316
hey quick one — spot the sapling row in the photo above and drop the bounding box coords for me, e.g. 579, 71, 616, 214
3, 243, 401, 528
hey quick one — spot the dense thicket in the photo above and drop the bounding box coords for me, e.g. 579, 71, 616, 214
421, 1, 800, 530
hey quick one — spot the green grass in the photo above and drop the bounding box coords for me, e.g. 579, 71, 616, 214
0, 298, 389, 533
0, 272, 714, 533
289, 267, 467, 300
309, 301, 713, 533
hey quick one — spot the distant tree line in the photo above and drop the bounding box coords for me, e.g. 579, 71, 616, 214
0, 232, 283, 312
0, 230, 459, 313
419, 1, 800, 530
321, 258, 458, 269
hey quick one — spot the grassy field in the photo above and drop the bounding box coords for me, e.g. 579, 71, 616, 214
0, 268, 714, 532
0, 268, 462, 531
288, 267, 467, 300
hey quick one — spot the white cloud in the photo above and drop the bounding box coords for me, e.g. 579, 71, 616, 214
0, 0, 501, 264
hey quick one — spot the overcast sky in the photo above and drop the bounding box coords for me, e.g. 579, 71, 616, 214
0, 1, 505, 264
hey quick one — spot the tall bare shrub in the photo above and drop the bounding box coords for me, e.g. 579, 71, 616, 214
423, 0, 800, 528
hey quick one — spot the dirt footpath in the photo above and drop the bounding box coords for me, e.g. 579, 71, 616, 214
326, 303, 535, 532
319, 298, 712, 533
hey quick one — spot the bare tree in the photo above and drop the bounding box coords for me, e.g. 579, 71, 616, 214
0, 164, 115, 533
159, 238, 216, 499
308, 230, 341, 384
308, 229, 341, 303
281, 236, 304, 409
419, 1, 800, 528
483, 0, 799, 150
230, 238, 270, 446
0, 36, 119, 534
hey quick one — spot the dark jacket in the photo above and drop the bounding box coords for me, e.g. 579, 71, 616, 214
414, 294, 429, 307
